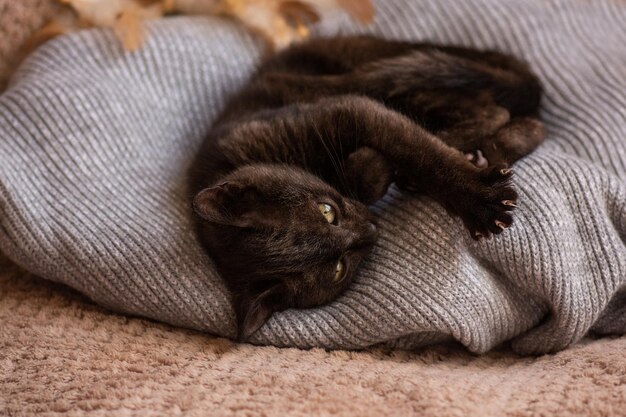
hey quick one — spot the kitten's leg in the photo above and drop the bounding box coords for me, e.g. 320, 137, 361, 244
411, 92, 544, 167
430, 102, 510, 147
349, 50, 544, 167
342, 147, 394, 205
263, 46, 541, 116
473, 117, 546, 166
217, 96, 518, 239
261, 49, 542, 155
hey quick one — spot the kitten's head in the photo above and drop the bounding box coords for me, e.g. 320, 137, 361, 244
192, 165, 378, 340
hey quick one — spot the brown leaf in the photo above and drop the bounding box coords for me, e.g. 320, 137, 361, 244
337, 0, 374, 23
162, 0, 176, 13
279, 1, 320, 26
20, 22, 68, 59
114, 9, 145, 51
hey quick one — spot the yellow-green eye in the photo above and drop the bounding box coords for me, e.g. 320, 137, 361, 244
334, 259, 346, 282
318, 203, 336, 224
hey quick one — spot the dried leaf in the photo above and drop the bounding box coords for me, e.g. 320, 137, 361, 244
114, 9, 145, 51
162, 0, 176, 13
59, 0, 162, 50
166, 0, 221, 14
21, 22, 68, 59
337, 0, 374, 23
40, 0, 375, 54
221, 0, 346, 49
21, 7, 83, 56
279, 1, 320, 26
62, 0, 124, 27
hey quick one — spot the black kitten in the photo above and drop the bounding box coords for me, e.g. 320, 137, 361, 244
189, 36, 545, 340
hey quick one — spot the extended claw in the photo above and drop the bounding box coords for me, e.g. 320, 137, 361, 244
465, 150, 488, 168
502, 200, 517, 208
495, 220, 508, 230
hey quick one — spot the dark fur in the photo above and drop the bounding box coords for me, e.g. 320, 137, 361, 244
189, 36, 545, 339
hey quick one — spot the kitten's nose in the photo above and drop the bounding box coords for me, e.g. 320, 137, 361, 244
355, 221, 379, 249
368, 222, 379, 242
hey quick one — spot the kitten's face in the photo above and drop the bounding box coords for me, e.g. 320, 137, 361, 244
193, 165, 378, 340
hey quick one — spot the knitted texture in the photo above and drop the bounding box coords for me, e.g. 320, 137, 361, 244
0, 0, 624, 354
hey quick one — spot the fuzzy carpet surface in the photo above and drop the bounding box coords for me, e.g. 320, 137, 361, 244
1, 255, 625, 417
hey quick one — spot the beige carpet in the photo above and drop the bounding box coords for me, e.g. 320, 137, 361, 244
1, 2, 625, 416
1, 254, 625, 417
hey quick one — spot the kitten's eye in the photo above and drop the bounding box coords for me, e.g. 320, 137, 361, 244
334, 258, 346, 282
318, 203, 336, 224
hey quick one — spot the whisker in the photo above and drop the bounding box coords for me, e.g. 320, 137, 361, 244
312, 120, 346, 192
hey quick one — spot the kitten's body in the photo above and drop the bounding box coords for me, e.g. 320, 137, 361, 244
190, 36, 544, 339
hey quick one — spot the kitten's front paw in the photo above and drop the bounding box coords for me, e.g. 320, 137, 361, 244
451, 164, 518, 240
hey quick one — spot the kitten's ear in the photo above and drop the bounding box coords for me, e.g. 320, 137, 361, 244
236, 284, 284, 341
193, 182, 261, 227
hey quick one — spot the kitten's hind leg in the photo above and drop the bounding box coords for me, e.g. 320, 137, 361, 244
478, 117, 546, 166
429, 90, 544, 167
435, 103, 511, 160
442, 117, 545, 167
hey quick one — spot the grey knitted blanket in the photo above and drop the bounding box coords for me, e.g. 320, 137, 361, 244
1, 0, 624, 354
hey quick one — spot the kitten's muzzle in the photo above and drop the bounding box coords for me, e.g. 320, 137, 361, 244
352, 221, 379, 251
